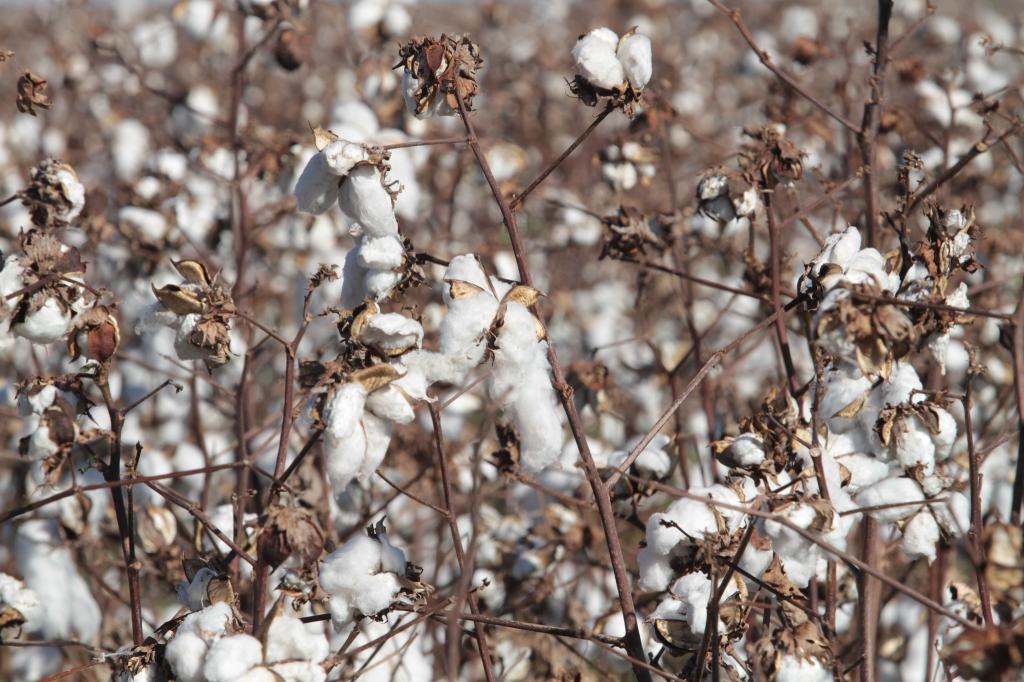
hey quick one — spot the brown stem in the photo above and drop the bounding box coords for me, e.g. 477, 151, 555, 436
97, 369, 143, 646
454, 90, 652, 682
509, 103, 615, 211
858, 0, 894, 248
706, 0, 860, 134
857, 517, 880, 682
963, 369, 994, 626
764, 189, 799, 395
428, 405, 496, 682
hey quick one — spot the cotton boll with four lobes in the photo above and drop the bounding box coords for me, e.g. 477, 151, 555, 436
294, 150, 340, 215
572, 28, 625, 90
763, 503, 823, 588
338, 165, 398, 237
901, 511, 940, 562
202, 634, 263, 682
617, 32, 652, 89
320, 533, 404, 627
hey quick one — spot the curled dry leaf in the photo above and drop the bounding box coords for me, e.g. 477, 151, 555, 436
16, 70, 51, 116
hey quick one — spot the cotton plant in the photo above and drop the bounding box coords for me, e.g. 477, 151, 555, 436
599, 140, 657, 192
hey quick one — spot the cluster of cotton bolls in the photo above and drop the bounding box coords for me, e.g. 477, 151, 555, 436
634, 222, 980, 679
317, 253, 565, 493
163, 601, 328, 682
295, 138, 408, 308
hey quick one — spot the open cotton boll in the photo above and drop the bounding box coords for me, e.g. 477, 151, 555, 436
572, 28, 625, 89
930, 408, 957, 461
325, 423, 367, 490
265, 613, 330, 663
358, 313, 422, 355
721, 432, 766, 468
320, 535, 384, 594
322, 140, 368, 176
0, 573, 42, 628
294, 152, 340, 215
892, 417, 937, 474
165, 630, 208, 682
321, 534, 403, 624
357, 235, 405, 270
901, 511, 940, 562
338, 165, 398, 237
645, 493, 719, 555
202, 634, 263, 682
855, 477, 925, 523
637, 546, 674, 591
442, 254, 493, 291
616, 32, 652, 89
820, 366, 872, 435
438, 294, 499, 376
609, 433, 673, 478
13, 297, 74, 344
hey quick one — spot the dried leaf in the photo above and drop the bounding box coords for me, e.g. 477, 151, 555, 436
16, 71, 52, 116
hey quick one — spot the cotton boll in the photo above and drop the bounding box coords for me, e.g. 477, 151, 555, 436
111, 119, 150, 181
294, 152, 340, 215
835, 453, 890, 491
202, 634, 263, 682
893, 418, 937, 474
325, 419, 367, 491
855, 478, 925, 523
820, 366, 872, 435
901, 511, 939, 562
325, 383, 367, 443
382, 4, 411, 37
932, 491, 970, 536
721, 433, 766, 468
13, 297, 73, 344
646, 494, 719, 555
348, 0, 385, 32
321, 535, 384, 594
322, 140, 368, 176
264, 614, 329, 664
357, 235, 405, 270
637, 546, 674, 591
572, 28, 625, 90
0, 573, 42, 628
165, 630, 208, 682
358, 313, 423, 355
616, 32, 652, 89
738, 537, 774, 579
132, 17, 178, 69
338, 166, 398, 237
